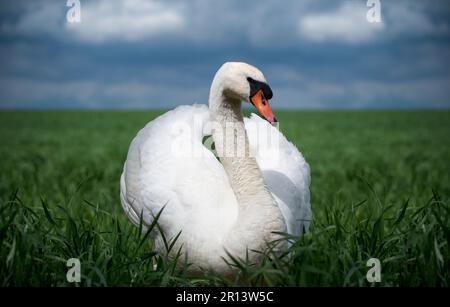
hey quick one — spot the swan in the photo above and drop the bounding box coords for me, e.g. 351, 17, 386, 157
120, 62, 311, 273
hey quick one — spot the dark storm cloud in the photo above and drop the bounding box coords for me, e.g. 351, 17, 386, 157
0, 0, 449, 109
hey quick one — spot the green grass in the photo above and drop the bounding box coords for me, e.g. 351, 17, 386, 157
0, 110, 449, 286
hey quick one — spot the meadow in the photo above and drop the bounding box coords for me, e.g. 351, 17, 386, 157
0, 110, 449, 286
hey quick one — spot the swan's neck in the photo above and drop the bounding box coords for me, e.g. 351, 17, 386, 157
209, 89, 285, 258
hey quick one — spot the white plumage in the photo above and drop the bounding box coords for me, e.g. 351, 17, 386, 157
120, 62, 311, 273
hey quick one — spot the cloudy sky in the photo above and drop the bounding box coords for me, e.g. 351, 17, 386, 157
0, 0, 449, 109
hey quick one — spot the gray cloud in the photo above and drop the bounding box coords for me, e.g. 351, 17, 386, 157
4, 0, 448, 45
0, 0, 449, 109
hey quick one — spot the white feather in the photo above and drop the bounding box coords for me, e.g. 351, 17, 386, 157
120, 63, 311, 273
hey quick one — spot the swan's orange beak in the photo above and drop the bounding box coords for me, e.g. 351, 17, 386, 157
250, 89, 277, 125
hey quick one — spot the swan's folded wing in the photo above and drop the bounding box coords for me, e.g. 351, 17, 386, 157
120, 104, 239, 242
244, 114, 312, 235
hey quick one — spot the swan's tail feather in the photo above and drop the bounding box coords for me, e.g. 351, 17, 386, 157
120, 161, 141, 227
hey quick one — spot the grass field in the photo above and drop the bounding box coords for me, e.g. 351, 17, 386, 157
0, 110, 449, 286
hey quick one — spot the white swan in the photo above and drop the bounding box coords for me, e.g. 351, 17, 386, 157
120, 62, 311, 273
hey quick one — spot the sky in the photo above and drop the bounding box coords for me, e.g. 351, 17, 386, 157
0, 0, 449, 109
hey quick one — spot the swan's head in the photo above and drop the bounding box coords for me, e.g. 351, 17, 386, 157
210, 62, 277, 125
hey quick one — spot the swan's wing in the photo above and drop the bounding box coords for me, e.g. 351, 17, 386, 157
244, 113, 312, 235
120, 105, 238, 245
